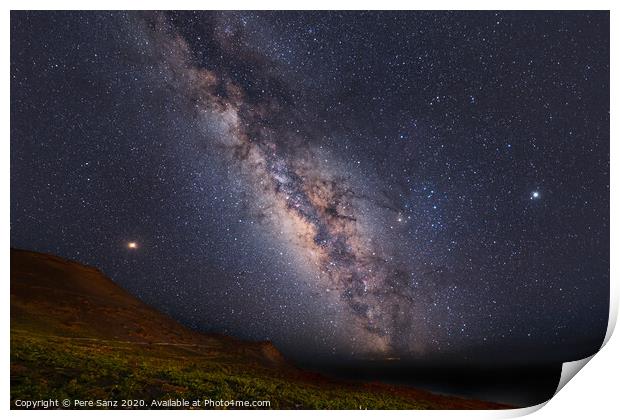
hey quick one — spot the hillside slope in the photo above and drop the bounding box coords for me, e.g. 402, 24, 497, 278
10, 249, 510, 409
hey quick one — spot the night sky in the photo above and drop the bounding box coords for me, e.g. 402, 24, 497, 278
11, 11, 609, 365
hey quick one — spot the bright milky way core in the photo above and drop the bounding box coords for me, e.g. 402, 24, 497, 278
130, 15, 430, 357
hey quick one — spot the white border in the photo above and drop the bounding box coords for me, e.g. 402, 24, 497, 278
3, 2, 616, 419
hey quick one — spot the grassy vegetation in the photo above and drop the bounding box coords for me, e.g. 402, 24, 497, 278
11, 250, 509, 410
11, 331, 433, 409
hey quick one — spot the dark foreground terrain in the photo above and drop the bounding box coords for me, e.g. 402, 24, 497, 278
10, 249, 511, 409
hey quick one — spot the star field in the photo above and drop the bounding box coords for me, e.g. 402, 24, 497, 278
10, 11, 609, 364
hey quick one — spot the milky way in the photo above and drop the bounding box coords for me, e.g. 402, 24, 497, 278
133, 14, 428, 355
11, 11, 609, 364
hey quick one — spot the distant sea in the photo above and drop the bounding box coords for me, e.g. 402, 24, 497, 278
302, 361, 563, 407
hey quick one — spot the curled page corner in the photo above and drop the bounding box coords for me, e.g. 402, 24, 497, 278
555, 355, 595, 395
494, 355, 597, 418
519, 300, 616, 414
552, 307, 614, 399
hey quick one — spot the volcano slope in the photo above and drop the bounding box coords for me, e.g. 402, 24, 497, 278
10, 249, 510, 409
